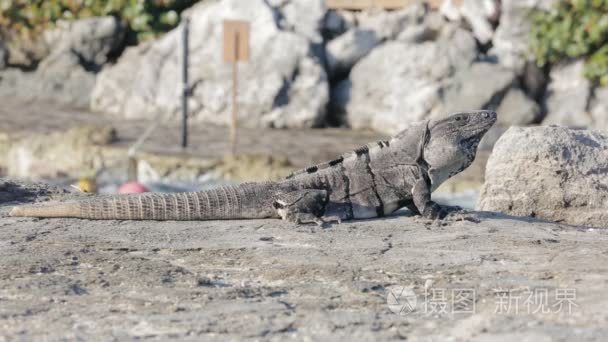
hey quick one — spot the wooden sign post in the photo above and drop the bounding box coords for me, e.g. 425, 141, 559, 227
223, 20, 250, 156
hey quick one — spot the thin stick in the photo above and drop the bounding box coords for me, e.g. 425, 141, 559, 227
230, 34, 239, 156
181, 18, 190, 149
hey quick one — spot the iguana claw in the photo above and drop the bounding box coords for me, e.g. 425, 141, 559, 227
422, 203, 447, 220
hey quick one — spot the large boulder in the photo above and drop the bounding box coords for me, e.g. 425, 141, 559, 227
440, 0, 499, 45
489, 0, 557, 74
495, 87, 542, 126
1, 33, 49, 69
439, 62, 516, 113
344, 41, 449, 133
43, 16, 126, 69
542, 60, 592, 128
477, 126, 608, 228
0, 16, 125, 108
355, 4, 427, 41
0, 58, 96, 108
322, 1, 435, 80
278, 0, 327, 44
91, 0, 329, 129
325, 28, 379, 76
343, 25, 480, 134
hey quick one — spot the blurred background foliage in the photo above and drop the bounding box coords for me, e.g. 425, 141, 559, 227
0, 0, 199, 44
530, 0, 608, 85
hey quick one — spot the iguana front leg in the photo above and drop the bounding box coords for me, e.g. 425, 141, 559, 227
273, 189, 329, 226
412, 178, 446, 220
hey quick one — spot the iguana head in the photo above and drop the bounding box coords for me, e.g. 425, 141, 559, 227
423, 110, 497, 189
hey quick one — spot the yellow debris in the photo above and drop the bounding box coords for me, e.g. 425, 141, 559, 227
75, 178, 97, 193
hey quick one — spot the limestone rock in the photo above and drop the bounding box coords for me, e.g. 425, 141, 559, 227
0, 16, 125, 107
490, 0, 558, 74
3, 177, 608, 341
542, 60, 592, 128
2, 34, 49, 69
590, 86, 608, 131
439, 0, 462, 21
0, 54, 96, 109
440, 24, 480, 71
91, 0, 329, 129
478, 126, 608, 228
265, 0, 288, 6
496, 87, 542, 126
35, 54, 97, 108
441, 0, 499, 45
44, 16, 126, 69
345, 26, 478, 133
356, 4, 427, 41
440, 62, 516, 113
345, 42, 447, 133
279, 0, 327, 44
326, 28, 379, 76
395, 11, 445, 44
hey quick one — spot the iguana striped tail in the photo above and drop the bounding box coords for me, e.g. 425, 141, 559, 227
9, 183, 276, 220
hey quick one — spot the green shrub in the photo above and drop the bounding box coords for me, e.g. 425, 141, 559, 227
530, 0, 608, 85
0, 0, 199, 44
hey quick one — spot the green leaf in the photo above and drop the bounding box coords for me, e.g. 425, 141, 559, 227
0, 0, 200, 44
530, 0, 608, 83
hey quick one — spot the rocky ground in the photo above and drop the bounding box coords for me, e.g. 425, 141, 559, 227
1, 180, 607, 340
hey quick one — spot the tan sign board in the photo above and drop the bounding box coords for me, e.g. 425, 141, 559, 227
223, 20, 250, 63
326, 0, 449, 10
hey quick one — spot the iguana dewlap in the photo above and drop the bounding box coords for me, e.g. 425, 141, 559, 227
10, 111, 496, 224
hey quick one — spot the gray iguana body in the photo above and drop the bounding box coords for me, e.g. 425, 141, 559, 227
10, 111, 496, 224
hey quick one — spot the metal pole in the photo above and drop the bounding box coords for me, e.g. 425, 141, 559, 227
181, 18, 190, 149
230, 34, 239, 156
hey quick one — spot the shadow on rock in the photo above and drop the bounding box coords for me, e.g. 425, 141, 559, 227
472, 210, 598, 231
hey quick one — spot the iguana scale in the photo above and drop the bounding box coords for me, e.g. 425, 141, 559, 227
10, 111, 496, 224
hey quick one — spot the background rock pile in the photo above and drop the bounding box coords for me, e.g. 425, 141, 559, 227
0, 0, 605, 134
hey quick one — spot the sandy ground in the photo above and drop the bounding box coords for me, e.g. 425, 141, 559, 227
0, 180, 607, 341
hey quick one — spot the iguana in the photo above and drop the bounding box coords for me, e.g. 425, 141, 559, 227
9, 111, 496, 224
